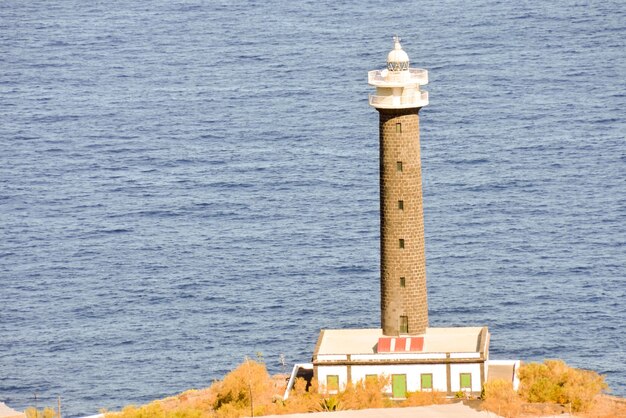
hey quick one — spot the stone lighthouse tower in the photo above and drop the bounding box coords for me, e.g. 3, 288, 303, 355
304, 37, 496, 398
368, 36, 430, 336
302, 37, 496, 398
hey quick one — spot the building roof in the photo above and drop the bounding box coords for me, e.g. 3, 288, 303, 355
313, 327, 488, 357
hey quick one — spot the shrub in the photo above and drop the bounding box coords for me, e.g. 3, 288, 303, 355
338, 376, 390, 410
482, 379, 522, 418
317, 396, 341, 412
517, 359, 607, 412
282, 377, 324, 413
213, 358, 274, 417
25, 407, 58, 418
105, 359, 276, 418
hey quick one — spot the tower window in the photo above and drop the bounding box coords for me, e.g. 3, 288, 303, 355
399, 239, 405, 248
396, 161, 403, 172
400, 316, 409, 334
396, 123, 402, 133
400, 277, 405, 287
398, 200, 404, 210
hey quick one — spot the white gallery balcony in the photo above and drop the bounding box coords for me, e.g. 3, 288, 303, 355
369, 90, 429, 109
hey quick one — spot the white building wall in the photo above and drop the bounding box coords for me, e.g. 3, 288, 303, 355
350, 364, 447, 392
486, 359, 521, 390
449, 363, 482, 393
317, 361, 486, 394
450, 352, 480, 359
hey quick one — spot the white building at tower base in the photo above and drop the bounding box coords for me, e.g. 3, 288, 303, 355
313, 327, 491, 397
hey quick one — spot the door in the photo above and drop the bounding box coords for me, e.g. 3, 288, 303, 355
392, 374, 407, 398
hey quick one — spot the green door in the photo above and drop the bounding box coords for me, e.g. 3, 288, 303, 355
392, 374, 407, 398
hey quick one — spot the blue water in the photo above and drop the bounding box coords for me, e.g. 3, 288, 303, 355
1, 1, 624, 416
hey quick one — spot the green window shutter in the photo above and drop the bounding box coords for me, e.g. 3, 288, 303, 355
421, 373, 433, 390
460, 373, 471, 389
327, 375, 339, 391
392, 374, 407, 398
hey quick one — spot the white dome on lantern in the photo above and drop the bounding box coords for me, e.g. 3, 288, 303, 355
387, 36, 409, 72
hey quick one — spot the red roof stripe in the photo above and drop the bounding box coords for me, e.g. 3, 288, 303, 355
410, 337, 424, 351
377, 337, 391, 352
377, 336, 424, 353
393, 337, 407, 352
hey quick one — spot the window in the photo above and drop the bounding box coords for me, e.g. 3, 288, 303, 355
398, 200, 404, 210
396, 161, 403, 172
421, 374, 433, 391
399, 239, 405, 248
460, 373, 472, 390
400, 277, 405, 287
327, 375, 339, 392
396, 123, 402, 133
400, 315, 409, 333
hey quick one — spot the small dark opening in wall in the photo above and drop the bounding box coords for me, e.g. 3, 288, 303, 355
396, 161, 403, 172
400, 316, 409, 334
396, 123, 402, 133
399, 239, 405, 248
400, 277, 406, 287
398, 200, 404, 210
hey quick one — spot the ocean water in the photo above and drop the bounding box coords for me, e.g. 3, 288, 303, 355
1, 1, 624, 416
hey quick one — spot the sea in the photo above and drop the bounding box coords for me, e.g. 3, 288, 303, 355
1, 1, 624, 416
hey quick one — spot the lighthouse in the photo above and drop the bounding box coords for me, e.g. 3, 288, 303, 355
294, 37, 504, 399
368, 36, 429, 336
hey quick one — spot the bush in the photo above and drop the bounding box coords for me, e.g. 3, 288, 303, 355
105, 357, 616, 417
213, 358, 273, 415
482, 379, 522, 418
338, 376, 391, 410
105, 359, 276, 418
25, 407, 58, 418
518, 359, 608, 412
282, 377, 324, 414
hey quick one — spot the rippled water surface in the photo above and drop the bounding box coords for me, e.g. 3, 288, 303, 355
1, 1, 625, 416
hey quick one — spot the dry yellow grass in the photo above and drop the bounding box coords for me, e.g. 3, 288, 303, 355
480, 360, 620, 418
25, 407, 58, 418
518, 359, 607, 412
481, 379, 522, 418
101, 358, 623, 418
102, 361, 447, 417
582, 395, 626, 418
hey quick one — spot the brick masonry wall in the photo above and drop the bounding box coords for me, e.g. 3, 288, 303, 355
378, 108, 428, 336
